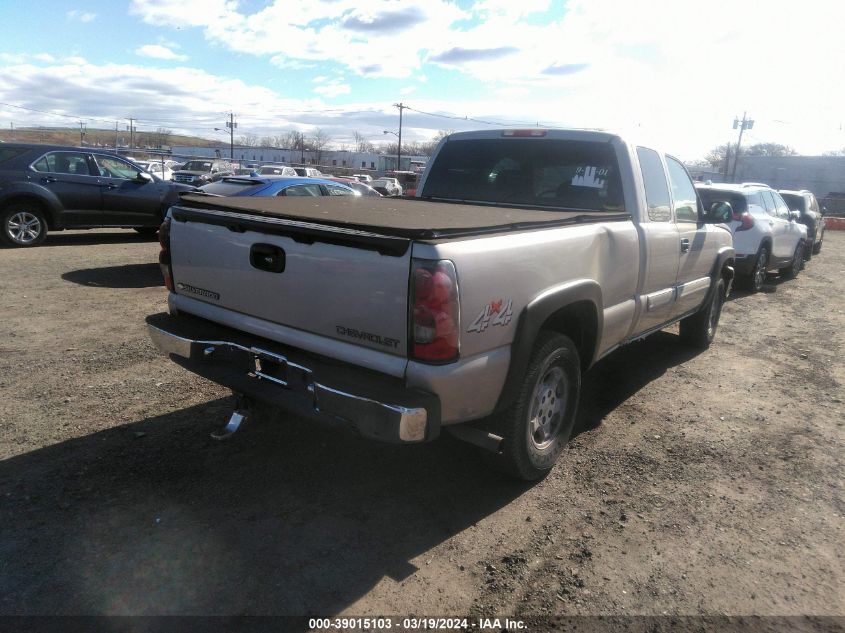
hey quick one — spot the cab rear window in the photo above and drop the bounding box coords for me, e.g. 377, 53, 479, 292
421, 138, 623, 212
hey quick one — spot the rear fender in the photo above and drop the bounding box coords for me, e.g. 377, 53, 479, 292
0, 183, 63, 228
494, 280, 602, 413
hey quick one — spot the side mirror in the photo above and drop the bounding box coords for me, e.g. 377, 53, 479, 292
789, 210, 801, 221
135, 171, 153, 183
707, 201, 733, 224
821, 206, 828, 216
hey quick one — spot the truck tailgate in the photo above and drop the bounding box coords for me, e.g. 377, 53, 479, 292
168, 204, 412, 357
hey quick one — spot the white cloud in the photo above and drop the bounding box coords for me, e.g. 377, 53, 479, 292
400, 86, 417, 95
66, 9, 97, 22
135, 44, 188, 61
314, 81, 351, 97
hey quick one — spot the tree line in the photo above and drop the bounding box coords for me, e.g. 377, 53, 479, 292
237, 129, 453, 158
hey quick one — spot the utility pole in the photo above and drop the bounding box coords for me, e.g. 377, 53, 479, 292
127, 118, 136, 149
78, 121, 87, 146
730, 112, 754, 182
225, 112, 236, 160
9, 122, 13, 141
393, 102, 406, 171
114, 121, 119, 150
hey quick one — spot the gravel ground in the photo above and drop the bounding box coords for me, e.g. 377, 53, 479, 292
1, 229, 843, 624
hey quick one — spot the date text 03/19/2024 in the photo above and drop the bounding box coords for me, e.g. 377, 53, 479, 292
308, 617, 527, 630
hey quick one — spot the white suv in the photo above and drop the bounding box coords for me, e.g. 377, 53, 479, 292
697, 183, 807, 292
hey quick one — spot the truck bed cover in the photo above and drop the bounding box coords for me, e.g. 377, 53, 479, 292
175, 194, 630, 240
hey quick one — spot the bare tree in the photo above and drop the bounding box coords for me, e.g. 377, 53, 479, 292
259, 136, 275, 148
238, 133, 259, 147
353, 130, 375, 153
154, 127, 173, 148
309, 128, 331, 166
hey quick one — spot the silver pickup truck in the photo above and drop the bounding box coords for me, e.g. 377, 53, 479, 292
148, 129, 735, 480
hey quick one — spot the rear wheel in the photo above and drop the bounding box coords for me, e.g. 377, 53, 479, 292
482, 332, 580, 481
813, 232, 823, 255
780, 242, 803, 279
679, 278, 725, 350
739, 246, 768, 292
1, 202, 47, 247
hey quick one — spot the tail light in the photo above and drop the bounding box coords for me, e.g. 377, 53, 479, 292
733, 211, 754, 231
158, 217, 174, 292
410, 259, 459, 363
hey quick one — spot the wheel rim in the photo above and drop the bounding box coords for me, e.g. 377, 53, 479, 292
792, 246, 802, 275
706, 286, 722, 339
753, 251, 767, 290
528, 366, 568, 450
6, 211, 42, 245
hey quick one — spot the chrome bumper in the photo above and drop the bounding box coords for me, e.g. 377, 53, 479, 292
147, 315, 438, 443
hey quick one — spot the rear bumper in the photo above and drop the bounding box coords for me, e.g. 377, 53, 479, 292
146, 312, 440, 443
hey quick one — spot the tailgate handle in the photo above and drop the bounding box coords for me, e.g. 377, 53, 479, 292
250, 243, 286, 273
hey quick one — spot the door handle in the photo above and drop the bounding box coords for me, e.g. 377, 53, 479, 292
102, 183, 118, 190
43, 176, 57, 183
680, 238, 690, 253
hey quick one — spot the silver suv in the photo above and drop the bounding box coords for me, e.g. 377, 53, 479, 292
696, 183, 807, 292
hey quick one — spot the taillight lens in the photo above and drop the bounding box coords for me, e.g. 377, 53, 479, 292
733, 211, 755, 231
158, 217, 174, 292
411, 259, 459, 362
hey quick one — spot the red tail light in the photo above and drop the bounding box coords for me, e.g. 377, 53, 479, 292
733, 211, 755, 231
410, 259, 459, 362
158, 217, 174, 292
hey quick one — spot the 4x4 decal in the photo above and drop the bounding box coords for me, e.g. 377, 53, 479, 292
467, 299, 513, 333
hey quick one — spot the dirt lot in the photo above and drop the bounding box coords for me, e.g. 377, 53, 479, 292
1, 229, 843, 623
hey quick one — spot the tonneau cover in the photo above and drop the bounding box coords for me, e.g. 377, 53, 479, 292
177, 194, 630, 239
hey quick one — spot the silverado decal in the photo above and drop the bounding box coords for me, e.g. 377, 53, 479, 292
176, 282, 220, 301
336, 325, 400, 349
467, 299, 513, 333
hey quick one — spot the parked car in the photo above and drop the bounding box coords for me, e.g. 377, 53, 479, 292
352, 174, 373, 183
171, 159, 234, 185
696, 183, 807, 291
324, 176, 382, 197
148, 128, 734, 480
196, 176, 356, 197
132, 160, 174, 181
254, 165, 298, 177
778, 189, 825, 257
0, 143, 195, 246
293, 167, 323, 178
371, 177, 403, 196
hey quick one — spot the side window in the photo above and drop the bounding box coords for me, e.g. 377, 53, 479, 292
772, 193, 790, 219
32, 151, 91, 175
95, 155, 141, 179
279, 184, 322, 197
636, 147, 671, 222
665, 156, 699, 223
745, 192, 764, 213
325, 184, 355, 196
760, 191, 777, 216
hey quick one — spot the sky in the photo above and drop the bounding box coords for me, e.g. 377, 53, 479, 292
1, 0, 844, 161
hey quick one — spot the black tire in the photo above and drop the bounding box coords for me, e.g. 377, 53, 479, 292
738, 246, 768, 292
679, 278, 725, 350
0, 202, 48, 247
813, 233, 823, 255
779, 242, 803, 279
482, 331, 581, 481
133, 227, 159, 237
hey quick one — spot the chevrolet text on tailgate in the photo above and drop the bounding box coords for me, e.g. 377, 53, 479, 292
148, 129, 735, 480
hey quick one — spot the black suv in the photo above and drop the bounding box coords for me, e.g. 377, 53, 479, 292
0, 144, 196, 247
778, 189, 825, 257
